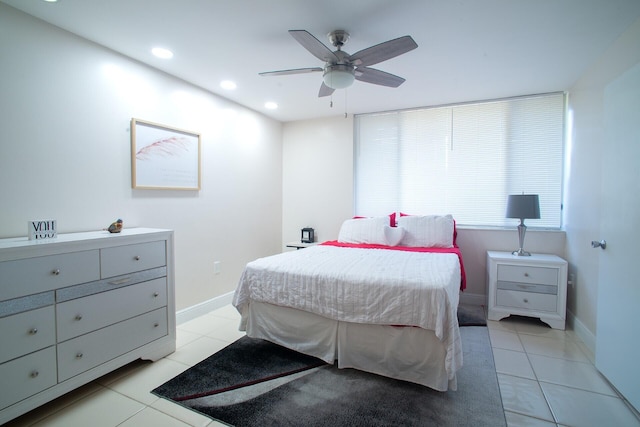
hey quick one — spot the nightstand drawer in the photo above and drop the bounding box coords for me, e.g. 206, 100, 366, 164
497, 281, 557, 295
497, 289, 557, 312
497, 264, 558, 286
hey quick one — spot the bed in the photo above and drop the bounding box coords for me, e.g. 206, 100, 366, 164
232, 214, 466, 391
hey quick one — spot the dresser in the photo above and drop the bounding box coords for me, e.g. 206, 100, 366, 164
487, 251, 568, 330
0, 228, 176, 424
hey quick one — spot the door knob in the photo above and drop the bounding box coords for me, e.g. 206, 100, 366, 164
591, 240, 606, 250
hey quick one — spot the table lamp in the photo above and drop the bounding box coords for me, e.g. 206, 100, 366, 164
506, 194, 540, 256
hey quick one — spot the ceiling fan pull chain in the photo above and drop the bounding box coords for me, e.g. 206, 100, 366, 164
344, 89, 348, 118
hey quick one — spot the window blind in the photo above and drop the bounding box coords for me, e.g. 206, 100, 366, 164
354, 93, 565, 228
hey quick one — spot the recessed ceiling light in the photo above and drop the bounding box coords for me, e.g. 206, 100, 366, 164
220, 80, 237, 90
43, 0, 58, 3
151, 47, 173, 59
265, 102, 278, 110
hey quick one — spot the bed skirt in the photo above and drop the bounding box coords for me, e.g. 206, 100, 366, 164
240, 301, 457, 391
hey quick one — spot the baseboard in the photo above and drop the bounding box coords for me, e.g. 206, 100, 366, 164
459, 292, 486, 306
567, 308, 596, 357
176, 291, 235, 325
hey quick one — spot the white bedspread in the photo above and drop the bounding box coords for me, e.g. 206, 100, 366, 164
233, 244, 462, 379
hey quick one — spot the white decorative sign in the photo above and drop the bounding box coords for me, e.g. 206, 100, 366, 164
28, 220, 57, 240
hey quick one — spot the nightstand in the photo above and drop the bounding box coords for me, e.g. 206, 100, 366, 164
487, 251, 568, 329
285, 241, 318, 250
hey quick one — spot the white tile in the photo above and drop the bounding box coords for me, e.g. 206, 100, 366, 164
504, 411, 557, 427
519, 334, 590, 362
176, 328, 204, 349
490, 329, 525, 351
487, 319, 518, 333
497, 374, 555, 422
29, 386, 145, 427
493, 348, 536, 379
209, 304, 241, 321
541, 382, 640, 427
178, 313, 221, 336
2, 382, 103, 427
529, 354, 616, 396
104, 358, 191, 405
119, 406, 191, 427
513, 322, 568, 340
151, 398, 213, 427
205, 317, 245, 343
165, 335, 229, 366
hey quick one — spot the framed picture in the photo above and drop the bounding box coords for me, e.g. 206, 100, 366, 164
131, 118, 201, 190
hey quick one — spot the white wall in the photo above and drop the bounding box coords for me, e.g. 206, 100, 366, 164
282, 116, 354, 245
565, 17, 640, 337
282, 117, 566, 303
0, 4, 283, 311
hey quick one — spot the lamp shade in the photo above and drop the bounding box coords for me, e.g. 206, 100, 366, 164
506, 194, 540, 220
323, 65, 355, 89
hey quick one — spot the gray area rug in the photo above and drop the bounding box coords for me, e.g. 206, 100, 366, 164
457, 303, 487, 326
153, 324, 504, 426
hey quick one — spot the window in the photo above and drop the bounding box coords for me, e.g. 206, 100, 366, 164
354, 93, 565, 228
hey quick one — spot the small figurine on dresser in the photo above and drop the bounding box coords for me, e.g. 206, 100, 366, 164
106, 218, 123, 233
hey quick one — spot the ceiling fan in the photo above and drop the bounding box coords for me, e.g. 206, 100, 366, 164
259, 30, 418, 97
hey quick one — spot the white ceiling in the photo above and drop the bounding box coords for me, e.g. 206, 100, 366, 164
4, 0, 640, 122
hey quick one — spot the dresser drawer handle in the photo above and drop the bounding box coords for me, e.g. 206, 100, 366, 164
30, 370, 39, 378
153, 322, 159, 328
524, 272, 529, 277
29, 328, 38, 335
134, 255, 141, 261
109, 277, 132, 286
75, 314, 83, 321
76, 352, 83, 359
153, 292, 159, 297
52, 269, 60, 276
523, 298, 529, 303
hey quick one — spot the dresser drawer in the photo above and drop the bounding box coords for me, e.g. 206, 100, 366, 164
497, 264, 558, 286
57, 307, 168, 381
56, 277, 167, 342
100, 241, 166, 278
0, 347, 57, 411
0, 306, 56, 364
0, 251, 100, 301
496, 289, 557, 312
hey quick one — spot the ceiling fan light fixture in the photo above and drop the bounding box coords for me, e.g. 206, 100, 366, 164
323, 65, 355, 89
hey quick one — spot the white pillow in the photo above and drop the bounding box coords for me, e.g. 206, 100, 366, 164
384, 225, 405, 246
397, 215, 454, 248
338, 217, 387, 245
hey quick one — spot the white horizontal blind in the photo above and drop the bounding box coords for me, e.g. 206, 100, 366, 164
354, 93, 565, 227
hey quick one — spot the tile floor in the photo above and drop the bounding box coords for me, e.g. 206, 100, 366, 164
4, 305, 640, 427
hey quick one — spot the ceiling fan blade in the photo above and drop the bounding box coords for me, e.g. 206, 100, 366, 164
355, 67, 406, 87
318, 82, 335, 97
349, 36, 418, 67
289, 30, 339, 63
259, 67, 323, 77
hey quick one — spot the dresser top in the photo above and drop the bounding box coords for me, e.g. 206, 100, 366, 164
0, 228, 173, 261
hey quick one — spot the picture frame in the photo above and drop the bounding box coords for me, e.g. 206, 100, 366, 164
131, 118, 201, 190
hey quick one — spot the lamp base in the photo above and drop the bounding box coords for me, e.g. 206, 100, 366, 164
512, 249, 532, 256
